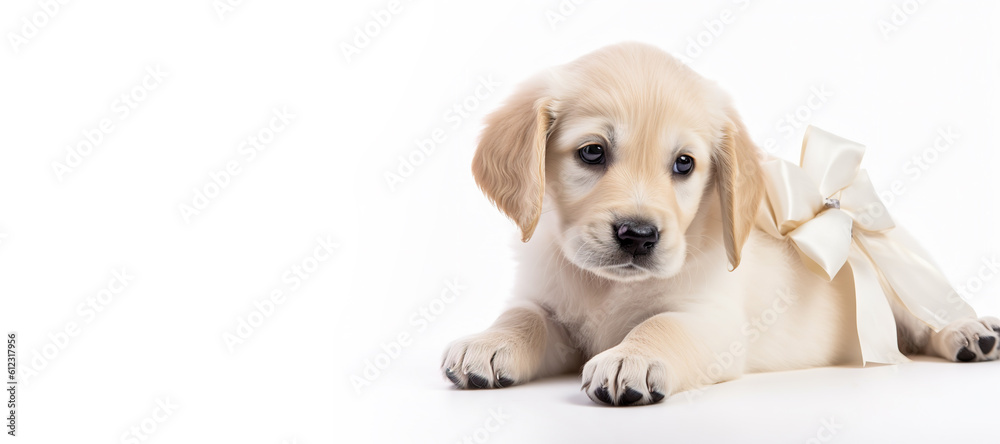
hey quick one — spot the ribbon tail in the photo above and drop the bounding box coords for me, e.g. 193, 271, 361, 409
856, 228, 977, 332
847, 245, 910, 365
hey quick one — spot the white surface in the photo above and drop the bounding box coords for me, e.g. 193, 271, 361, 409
0, 1, 997, 443
364, 353, 996, 443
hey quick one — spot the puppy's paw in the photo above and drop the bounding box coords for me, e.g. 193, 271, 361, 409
930, 316, 1000, 362
581, 346, 669, 406
441, 331, 535, 389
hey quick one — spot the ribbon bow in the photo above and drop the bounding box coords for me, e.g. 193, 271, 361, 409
758, 126, 976, 365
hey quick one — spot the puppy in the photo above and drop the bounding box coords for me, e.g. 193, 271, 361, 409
442, 42, 1000, 406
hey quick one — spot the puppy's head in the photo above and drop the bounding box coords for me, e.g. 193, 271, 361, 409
473, 43, 763, 282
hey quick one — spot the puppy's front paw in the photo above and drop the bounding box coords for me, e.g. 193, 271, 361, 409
441, 331, 536, 389
931, 316, 1000, 362
581, 346, 669, 406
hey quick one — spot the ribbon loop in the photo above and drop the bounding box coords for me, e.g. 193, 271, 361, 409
840, 170, 895, 233
800, 126, 866, 198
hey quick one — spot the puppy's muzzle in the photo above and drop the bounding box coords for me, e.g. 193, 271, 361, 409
613, 221, 659, 256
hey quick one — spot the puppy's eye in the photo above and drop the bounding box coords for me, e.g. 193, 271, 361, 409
578, 144, 605, 165
672, 155, 695, 175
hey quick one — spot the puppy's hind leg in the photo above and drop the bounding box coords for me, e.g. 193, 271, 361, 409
889, 293, 1000, 362
442, 301, 581, 389
925, 316, 1000, 362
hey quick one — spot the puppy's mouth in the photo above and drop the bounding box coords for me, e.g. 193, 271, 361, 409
593, 258, 656, 280
568, 244, 663, 281
562, 231, 685, 282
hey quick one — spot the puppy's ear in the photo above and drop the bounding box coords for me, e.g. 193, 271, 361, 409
472, 79, 552, 242
713, 109, 764, 270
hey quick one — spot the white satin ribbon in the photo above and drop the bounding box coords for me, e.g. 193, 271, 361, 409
757, 126, 977, 365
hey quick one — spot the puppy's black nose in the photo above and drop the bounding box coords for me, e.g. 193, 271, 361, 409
614, 222, 659, 256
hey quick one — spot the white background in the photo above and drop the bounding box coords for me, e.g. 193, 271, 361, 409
1, 1, 998, 443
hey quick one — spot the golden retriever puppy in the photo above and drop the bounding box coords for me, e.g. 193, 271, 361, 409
442, 42, 1000, 406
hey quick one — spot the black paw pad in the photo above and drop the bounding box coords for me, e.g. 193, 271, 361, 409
445, 368, 463, 387
978, 336, 997, 354
618, 387, 643, 406
497, 376, 515, 388
650, 391, 666, 403
467, 373, 490, 389
594, 386, 613, 404
956, 347, 977, 362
